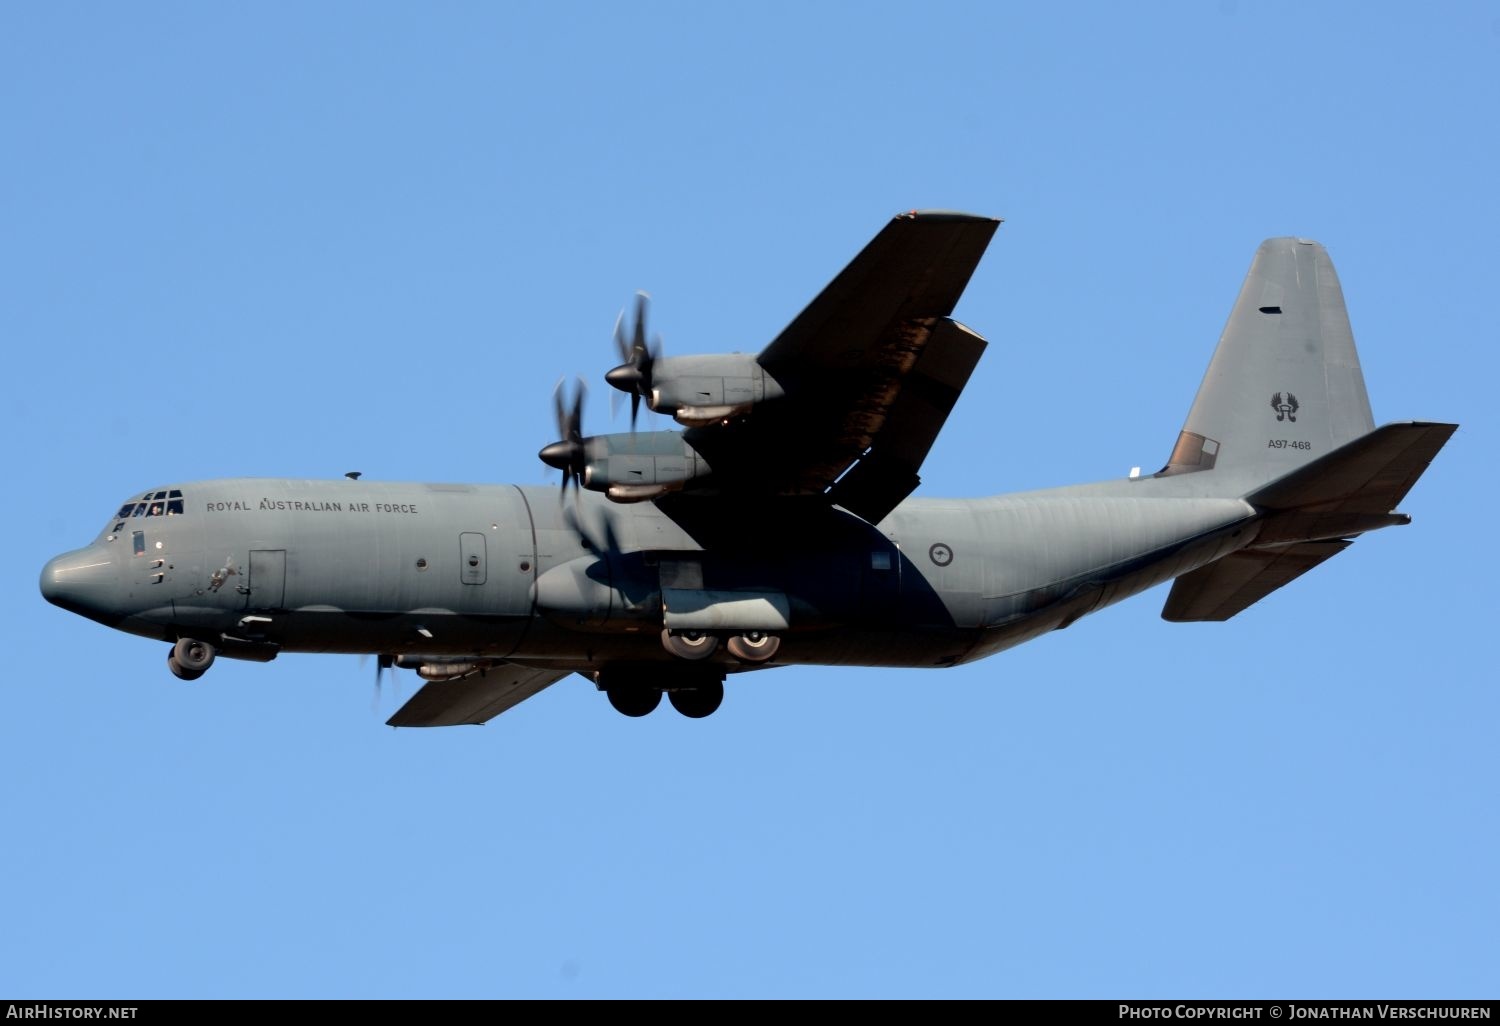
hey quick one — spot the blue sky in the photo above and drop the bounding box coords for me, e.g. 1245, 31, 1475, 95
4, 1, 1494, 1000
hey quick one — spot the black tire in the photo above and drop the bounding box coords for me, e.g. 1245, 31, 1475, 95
607, 687, 662, 717
661, 628, 719, 661
726, 632, 780, 663
667, 680, 724, 719
172, 638, 216, 674
167, 650, 204, 682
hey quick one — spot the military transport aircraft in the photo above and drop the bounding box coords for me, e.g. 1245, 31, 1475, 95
40, 212, 1455, 726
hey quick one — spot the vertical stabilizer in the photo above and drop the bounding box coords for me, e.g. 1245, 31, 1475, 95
1161, 238, 1375, 488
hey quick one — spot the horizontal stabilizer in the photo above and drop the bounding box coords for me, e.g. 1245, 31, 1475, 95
1162, 540, 1352, 622
387, 665, 570, 727
1165, 421, 1455, 621
1247, 421, 1458, 513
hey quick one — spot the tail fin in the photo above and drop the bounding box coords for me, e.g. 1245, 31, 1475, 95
1160, 238, 1375, 488
1158, 238, 1458, 622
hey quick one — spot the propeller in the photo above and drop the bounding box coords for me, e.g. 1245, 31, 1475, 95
361, 653, 396, 714
605, 291, 661, 429
539, 376, 588, 501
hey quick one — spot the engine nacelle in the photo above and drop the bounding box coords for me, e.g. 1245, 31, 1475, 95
646, 354, 785, 427
581, 430, 713, 503
393, 655, 497, 681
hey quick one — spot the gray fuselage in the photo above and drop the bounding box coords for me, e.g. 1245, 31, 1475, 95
41, 475, 1256, 674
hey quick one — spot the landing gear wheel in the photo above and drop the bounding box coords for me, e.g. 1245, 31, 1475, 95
727, 631, 780, 663
661, 628, 719, 661
668, 679, 724, 719
168, 638, 216, 681
167, 650, 203, 681
607, 687, 662, 718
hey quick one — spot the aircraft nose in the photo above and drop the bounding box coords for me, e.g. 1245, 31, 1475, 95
40, 545, 117, 618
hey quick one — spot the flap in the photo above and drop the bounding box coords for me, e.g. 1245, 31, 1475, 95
387, 664, 571, 727
681, 212, 999, 504
827, 317, 988, 523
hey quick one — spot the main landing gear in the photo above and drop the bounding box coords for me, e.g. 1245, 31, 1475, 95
621, 628, 774, 717
725, 631, 780, 663
597, 667, 725, 720
660, 629, 780, 664
667, 680, 723, 718
167, 638, 216, 681
606, 685, 662, 717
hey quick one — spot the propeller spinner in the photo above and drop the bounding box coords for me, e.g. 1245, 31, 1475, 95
539, 377, 589, 500
605, 291, 660, 429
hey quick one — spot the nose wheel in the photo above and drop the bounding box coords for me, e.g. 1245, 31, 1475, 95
167, 638, 217, 681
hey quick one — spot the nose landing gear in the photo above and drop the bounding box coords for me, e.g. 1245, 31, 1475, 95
167, 638, 217, 681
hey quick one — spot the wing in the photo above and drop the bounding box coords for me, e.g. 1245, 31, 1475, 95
387, 664, 572, 727
683, 211, 1000, 523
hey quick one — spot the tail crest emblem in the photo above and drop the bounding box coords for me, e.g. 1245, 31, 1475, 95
1270, 392, 1300, 422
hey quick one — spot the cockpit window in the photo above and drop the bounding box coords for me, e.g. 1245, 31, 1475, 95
111, 489, 187, 528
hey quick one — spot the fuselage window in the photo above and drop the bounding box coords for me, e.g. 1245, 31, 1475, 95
115, 503, 137, 519
168, 490, 182, 499
166, 499, 184, 515
131, 503, 148, 517
132, 531, 145, 557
